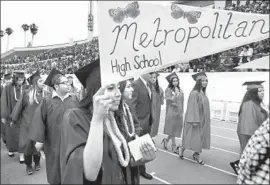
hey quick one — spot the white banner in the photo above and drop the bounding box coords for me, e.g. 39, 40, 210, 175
97, 1, 269, 86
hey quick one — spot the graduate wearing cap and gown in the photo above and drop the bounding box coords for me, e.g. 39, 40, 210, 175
28, 68, 78, 185
230, 81, 269, 175
162, 72, 184, 154
10, 70, 51, 175
179, 72, 211, 165
60, 60, 155, 184
149, 72, 164, 138
1, 72, 13, 144
1, 71, 27, 159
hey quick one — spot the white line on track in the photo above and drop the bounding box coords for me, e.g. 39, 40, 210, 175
158, 133, 239, 155
210, 146, 239, 155
211, 134, 238, 141
158, 149, 237, 177
150, 172, 172, 184
158, 132, 238, 142
211, 125, 236, 132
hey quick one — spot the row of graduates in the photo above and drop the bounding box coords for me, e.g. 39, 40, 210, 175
148, 71, 211, 165
1, 59, 268, 184
0, 63, 221, 184
0, 69, 79, 177
145, 69, 269, 171
0, 59, 158, 185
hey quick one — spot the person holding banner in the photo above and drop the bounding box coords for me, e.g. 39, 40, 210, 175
230, 81, 269, 175
128, 73, 154, 180
28, 68, 78, 185
149, 72, 164, 138
1, 71, 27, 162
60, 60, 156, 184
179, 72, 211, 165
10, 70, 50, 175
162, 72, 184, 154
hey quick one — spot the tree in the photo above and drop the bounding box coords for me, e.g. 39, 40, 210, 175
30, 23, 38, 46
5, 27, 13, 51
21, 24, 29, 47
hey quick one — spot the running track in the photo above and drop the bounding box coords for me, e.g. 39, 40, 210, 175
1, 110, 239, 184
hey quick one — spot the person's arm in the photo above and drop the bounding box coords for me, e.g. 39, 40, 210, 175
83, 86, 113, 182
11, 91, 27, 124
185, 91, 201, 125
160, 87, 164, 105
28, 98, 47, 145
83, 116, 104, 181
165, 88, 177, 106
1, 85, 9, 122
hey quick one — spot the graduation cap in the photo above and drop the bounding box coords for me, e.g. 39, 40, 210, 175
44, 68, 64, 88
192, 72, 207, 81
243, 81, 265, 90
75, 59, 100, 88
165, 72, 178, 83
13, 70, 26, 78
27, 70, 41, 85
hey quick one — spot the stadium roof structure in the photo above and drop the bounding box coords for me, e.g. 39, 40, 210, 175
1, 39, 90, 62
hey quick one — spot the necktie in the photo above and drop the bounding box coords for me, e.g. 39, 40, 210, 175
147, 82, 152, 99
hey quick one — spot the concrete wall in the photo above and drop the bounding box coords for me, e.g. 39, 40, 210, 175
41, 72, 269, 114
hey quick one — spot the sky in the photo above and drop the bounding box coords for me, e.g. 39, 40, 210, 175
1, 1, 99, 54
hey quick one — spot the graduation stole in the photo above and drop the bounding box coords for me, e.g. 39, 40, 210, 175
14, 85, 23, 101
34, 88, 45, 104
104, 102, 135, 167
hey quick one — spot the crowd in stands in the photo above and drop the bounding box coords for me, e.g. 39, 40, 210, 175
1, 0, 269, 75
1, 38, 99, 75
224, 0, 270, 14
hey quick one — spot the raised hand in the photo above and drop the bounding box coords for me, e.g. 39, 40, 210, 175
92, 86, 113, 121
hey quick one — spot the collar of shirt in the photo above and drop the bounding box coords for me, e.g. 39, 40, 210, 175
139, 77, 149, 89
52, 91, 71, 102
139, 77, 151, 98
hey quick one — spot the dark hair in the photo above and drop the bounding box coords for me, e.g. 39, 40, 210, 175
77, 66, 101, 114
192, 78, 207, 93
239, 88, 268, 117
150, 73, 160, 93
78, 69, 128, 136
168, 76, 180, 92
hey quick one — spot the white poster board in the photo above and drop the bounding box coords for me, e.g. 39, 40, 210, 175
97, 1, 269, 86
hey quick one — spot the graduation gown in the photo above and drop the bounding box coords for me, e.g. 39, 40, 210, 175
11, 88, 51, 154
164, 87, 184, 138
28, 94, 78, 185
60, 108, 140, 185
0, 84, 25, 152
1, 84, 6, 143
182, 90, 211, 153
150, 86, 164, 137
237, 100, 268, 153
